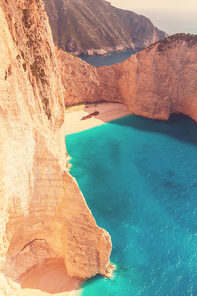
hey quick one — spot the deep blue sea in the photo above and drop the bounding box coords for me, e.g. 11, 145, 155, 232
79, 50, 139, 67
66, 114, 197, 296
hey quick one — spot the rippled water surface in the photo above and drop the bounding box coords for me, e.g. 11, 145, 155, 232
66, 114, 197, 296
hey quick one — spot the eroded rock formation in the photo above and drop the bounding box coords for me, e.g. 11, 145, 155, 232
1, 0, 197, 293
58, 34, 197, 122
0, 0, 112, 294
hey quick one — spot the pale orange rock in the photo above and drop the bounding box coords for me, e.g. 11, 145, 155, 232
58, 34, 197, 122
56, 47, 102, 106
2, 0, 196, 295
0, 0, 112, 295
104, 35, 197, 121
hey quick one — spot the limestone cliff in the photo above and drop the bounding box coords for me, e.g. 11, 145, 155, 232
99, 34, 197, 121
1, 0, 196, 293
0, 0, 112, 294
43, 0, 167, 56
58, 34, 197, 122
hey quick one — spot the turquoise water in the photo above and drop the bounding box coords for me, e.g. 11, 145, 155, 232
79, 50, 140, 67
66, 114, 197, 296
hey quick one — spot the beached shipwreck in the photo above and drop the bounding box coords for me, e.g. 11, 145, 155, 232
0, 0, 197, 294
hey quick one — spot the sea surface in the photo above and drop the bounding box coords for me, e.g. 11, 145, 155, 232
79, 50, 139, 67
66, 114, 197, 296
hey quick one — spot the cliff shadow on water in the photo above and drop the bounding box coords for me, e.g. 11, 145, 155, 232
109, 113, 197, 147
67, 111, 197, 296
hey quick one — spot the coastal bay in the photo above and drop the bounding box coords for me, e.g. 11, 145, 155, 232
0, 0, 197, 292
17, 102, 132, 296
67, 113, 197, 296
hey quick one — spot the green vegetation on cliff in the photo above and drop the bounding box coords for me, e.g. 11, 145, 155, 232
43, 0, 167, 55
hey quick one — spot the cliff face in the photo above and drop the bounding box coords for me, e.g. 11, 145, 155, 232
58, 34, 197, 122
1, 0, 196, 293
0, 0, 111, 294
43, 0, 167, 56
98, 34, 197, 121
56, 47, 102, 105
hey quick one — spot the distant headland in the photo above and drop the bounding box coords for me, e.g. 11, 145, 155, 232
43, 0, 168, 56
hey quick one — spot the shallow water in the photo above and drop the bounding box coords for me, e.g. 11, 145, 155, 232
66, 114, 197, 296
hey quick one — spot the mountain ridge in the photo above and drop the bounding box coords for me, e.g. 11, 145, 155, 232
43, 0, 168, 55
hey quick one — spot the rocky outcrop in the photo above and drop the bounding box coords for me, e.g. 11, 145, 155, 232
98, 34, 197, 121
0, 0, 112, 294
58, 34, 197, 122
43, 0, 167, 56
56, 46, 102, 105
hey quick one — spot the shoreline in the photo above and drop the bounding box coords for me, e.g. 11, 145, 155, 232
68, 46, 136, 57
65, 102, 132, 135
17, 102, 131, 296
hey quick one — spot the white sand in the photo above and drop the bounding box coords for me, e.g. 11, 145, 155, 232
17, 262, 83, 296
65, 102, 132, 135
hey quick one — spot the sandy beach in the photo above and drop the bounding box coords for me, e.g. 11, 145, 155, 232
17, 262, 83, 296
17, 102, 131, 296
65, 102, 132, 135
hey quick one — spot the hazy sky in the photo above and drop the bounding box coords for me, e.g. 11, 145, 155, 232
109, 0, 197, 35
109, 0, 197, 12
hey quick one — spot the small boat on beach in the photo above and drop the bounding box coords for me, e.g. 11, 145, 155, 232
81, 111, 99, 120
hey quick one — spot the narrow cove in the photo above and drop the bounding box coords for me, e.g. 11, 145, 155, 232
66, 114, 197, 296
79, 50, 140, 67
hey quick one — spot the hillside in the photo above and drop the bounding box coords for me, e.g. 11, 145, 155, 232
43, 0, 168, 55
